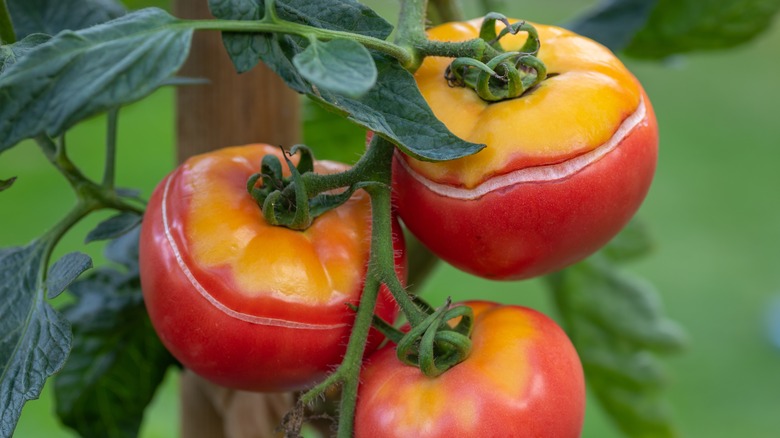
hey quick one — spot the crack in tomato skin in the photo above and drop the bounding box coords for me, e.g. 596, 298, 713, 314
140, 144, 406, 392
392, 19, 658, 281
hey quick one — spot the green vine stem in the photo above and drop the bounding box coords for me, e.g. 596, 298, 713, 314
429, 0, 465, 23
102, 108, 119, 189
0, 0, 15, 45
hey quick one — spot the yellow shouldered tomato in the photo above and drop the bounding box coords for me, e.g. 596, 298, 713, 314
139, 144, 405, 392
392, 19, 658, 280
355, 301, 585, 437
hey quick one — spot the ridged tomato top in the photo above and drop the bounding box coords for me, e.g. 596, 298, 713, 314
175, 145, 371, 307
410, 19, 642, 188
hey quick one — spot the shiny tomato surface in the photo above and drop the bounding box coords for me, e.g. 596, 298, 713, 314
140, 144, 405, 392
355, 301, 585, 437
393, 19, 658, 280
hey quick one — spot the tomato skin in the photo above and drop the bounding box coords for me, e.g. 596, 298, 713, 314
392, 19, 658, 280
140, 144, 405, 392
355, 301, 585, 438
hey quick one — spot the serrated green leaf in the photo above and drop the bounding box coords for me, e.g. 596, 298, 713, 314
0, 244, 72, 437
293, 38, 377, 97
7, 0, 126, 40
566, 0, 659, 52
626, 0, 780, 58
0, 176, 17, 192
0, 8, 193, 153
54, 229, 176, 438
602, 218, 655, 263
209, 0, 393, 73
0, 34, 52, 76
85, 212, 142, 243
547, 255, 685, 438
210, 0, 483, 162
46, 252, 93, 299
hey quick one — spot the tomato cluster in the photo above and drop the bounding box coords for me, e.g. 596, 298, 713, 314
139, 16, 657, 437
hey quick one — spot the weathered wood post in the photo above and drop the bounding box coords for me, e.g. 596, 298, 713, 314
173, 1, 301, 437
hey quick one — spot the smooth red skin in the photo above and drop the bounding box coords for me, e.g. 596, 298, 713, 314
392, 98, 657, 280
140, 163, 406, 393
355, 301, 585, 438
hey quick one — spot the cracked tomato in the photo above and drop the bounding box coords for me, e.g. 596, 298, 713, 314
392, 19, 658, 280
139, 144, 405, 392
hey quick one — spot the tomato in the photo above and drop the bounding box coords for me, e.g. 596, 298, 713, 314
355, 301, 585, 437
139, 144, 405, 392
392, 19, 658, 280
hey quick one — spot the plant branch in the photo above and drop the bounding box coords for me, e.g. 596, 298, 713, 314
102, 108, 119, 189
183, 19, 414, 69
395, 0, 430, 71
0, 0, 15, 45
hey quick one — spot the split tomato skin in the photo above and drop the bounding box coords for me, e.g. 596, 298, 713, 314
392, 19, 659, 280
355, 301, 585, 438
139, 144, 405, 392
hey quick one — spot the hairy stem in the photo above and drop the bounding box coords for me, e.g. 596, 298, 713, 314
395, 0, 429, 71
184, 19, 414, 68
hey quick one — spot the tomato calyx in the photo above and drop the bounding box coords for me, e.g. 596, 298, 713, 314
444, 13, 548, 102
363, 297, 475, 377
246, 145, 376, 230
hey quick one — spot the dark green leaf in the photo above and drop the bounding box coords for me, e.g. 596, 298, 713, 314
293, 38, 377, 97
0, 244, 72, 437
104, 225, 142, 269
566, 0, 659, 51
0, 176, 17, 192
210, 0, 483, 162
46, 252, 93, 299
7, 0, 126, 39
209, 0, 393, 73
602, 218, 655, 264
547, 256, 685, 437
85, 212, 142, 243
625, 0, 780, 58
54, 228, 177, 438
0, 34, 52, 76
0, 8, 193, 153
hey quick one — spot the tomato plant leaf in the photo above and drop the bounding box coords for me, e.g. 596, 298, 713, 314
53, 228, 177, 438
0, 244, 72, 437
0, 34, 52, 76
0, 176, 17, 192
46, 252, 93, 299
547, 256, 686, 438
0, 8, 193, 153
6, 0, 126, 40
209, 0, 393, 73
625, 0, 780, 58
566, 0, 659, 52
210, 0, 484, 162
85, 212, 143, 244
293, 38, 377, 98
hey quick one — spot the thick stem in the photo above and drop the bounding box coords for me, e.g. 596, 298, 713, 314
184, 19, 413, 68
102, 109, 119, 189
395, 0, 429, 71
0, 0, 15, 45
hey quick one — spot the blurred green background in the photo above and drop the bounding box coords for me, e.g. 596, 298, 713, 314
2, 0, 779, 437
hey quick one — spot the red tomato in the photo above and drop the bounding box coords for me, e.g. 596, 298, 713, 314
355, 301, 585, 438
139, 144, 405, 392
392, 19, 658, 280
